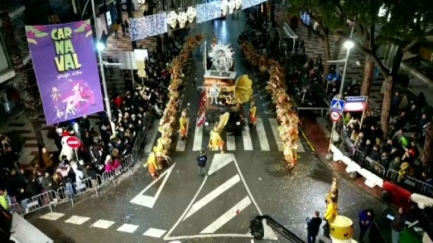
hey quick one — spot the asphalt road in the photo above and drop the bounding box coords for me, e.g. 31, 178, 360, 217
29, 12, 387, 243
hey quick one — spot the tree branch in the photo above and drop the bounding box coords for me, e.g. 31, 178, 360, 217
402, 39, 418, 53
336, 31, 390, 77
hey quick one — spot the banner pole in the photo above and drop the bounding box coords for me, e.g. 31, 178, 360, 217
91, 0, 114, 132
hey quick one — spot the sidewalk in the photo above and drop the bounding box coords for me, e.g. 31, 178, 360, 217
273, 9, 385, 200
102, 10, 158, 59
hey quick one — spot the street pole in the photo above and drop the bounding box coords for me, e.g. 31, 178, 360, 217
90, 0, 113, 123
128, 53, 136, 87
328, 27, 354, 153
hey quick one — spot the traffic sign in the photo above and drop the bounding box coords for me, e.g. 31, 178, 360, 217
330, 98, 345, 113
66, 136, 81, 149
330, 111, 341, 122
344, 96, 367, 112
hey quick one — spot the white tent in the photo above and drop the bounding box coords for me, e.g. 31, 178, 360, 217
282, 23, 298, 52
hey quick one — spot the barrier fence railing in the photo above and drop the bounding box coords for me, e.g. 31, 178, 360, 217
7, 127, 148, 217
339, 130, 433, 198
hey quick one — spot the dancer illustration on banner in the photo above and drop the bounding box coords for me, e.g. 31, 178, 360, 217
50, 79, 96, 119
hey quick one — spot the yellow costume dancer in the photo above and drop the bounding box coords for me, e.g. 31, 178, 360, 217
145, 152, 159, 179
209, 127, 225, 152
208, 112, 230, 153
179, 109, 189, 139
326, 179, 357, 243
323, 178, 339, 239
249, 101, 257, 126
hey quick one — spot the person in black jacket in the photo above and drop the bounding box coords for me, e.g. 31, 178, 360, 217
196, 150, 207, 177
306, 211, 322, 243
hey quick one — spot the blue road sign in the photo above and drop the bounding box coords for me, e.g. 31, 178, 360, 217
331, 98, 345, 112
345, 96, 367, 103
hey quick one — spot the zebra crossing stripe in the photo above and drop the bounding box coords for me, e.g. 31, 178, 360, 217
226, 134, 236, 151
149, 118, 305, 153
193, 123, 203, 151
255, 118, 270, 151
241, 126, 253, 151
269, 118, 283, 151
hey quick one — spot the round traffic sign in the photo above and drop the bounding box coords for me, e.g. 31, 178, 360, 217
330, 111, 341, 122
66, 136, 81, 149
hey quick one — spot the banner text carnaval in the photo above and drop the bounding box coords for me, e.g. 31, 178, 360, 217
52, 27, 82, 72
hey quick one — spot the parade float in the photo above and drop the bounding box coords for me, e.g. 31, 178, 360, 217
240, 41, 300, 169
143, 34, 204, 178
197, 37, 253, 152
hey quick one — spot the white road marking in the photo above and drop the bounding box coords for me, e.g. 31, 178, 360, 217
201, 196, 252, 234
117, 223, 139, 233
226, 134, 236, 151
255, 118, 270, 151
169, 241, 182, 243
144, 120, 160, 153
242, 126, 253, 150
130, 164, 175, 208
207, 153, 234, 176
167, 234, 252, 241
269, 118, 283, 151
176, 118, 188, 151
143, 228, 167, 238
65, 215, 90, 225
193, 123, 203, 151
164, 153, 275, 241
91, 220, 115, 229
184, 175, 241, 220
164, 176, 209, 241
40, 212, 65, 221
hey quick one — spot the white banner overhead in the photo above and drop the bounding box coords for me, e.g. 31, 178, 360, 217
129, 13, 168, 41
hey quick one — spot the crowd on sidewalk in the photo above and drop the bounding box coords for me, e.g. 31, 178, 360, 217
343, 92, 433, 189
0, 32, 187, 213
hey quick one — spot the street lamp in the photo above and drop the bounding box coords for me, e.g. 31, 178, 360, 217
326, 27, 355, 157
96, 42, 106, 52
90, 0, 114, 133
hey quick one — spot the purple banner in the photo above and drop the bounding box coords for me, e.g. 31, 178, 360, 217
26, 20, 104, 125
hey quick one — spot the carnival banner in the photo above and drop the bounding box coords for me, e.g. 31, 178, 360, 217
25, 20, 104, 125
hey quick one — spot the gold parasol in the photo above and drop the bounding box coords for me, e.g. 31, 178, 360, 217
234, 74, 253, 104
215, 112, 230, 133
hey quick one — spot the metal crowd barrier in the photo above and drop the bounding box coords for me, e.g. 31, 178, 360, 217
386, 169, 433, 196
340, 127, 356, 155
9, 190, 59, 216
9, 126, 148, 217
346, 145, 433, 197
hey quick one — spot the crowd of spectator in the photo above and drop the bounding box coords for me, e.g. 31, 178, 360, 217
0, 32, 187, 213
343, 92, 433, 195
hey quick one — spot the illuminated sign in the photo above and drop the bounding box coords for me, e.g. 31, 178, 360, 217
344, 96, 367, 112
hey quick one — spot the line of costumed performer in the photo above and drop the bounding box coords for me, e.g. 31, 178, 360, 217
324, 178, 358, 243
240, 41, 299, 169
143, 35, 204, 179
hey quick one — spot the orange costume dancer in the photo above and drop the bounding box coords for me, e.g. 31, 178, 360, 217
249, 101, 257, 126
145, 152, 159, 179
179, 109, 189, 140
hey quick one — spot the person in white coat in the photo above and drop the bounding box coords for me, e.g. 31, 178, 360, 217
71, 161, 85, 191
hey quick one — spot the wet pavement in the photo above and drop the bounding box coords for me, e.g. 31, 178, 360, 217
29, 10, 388, 243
